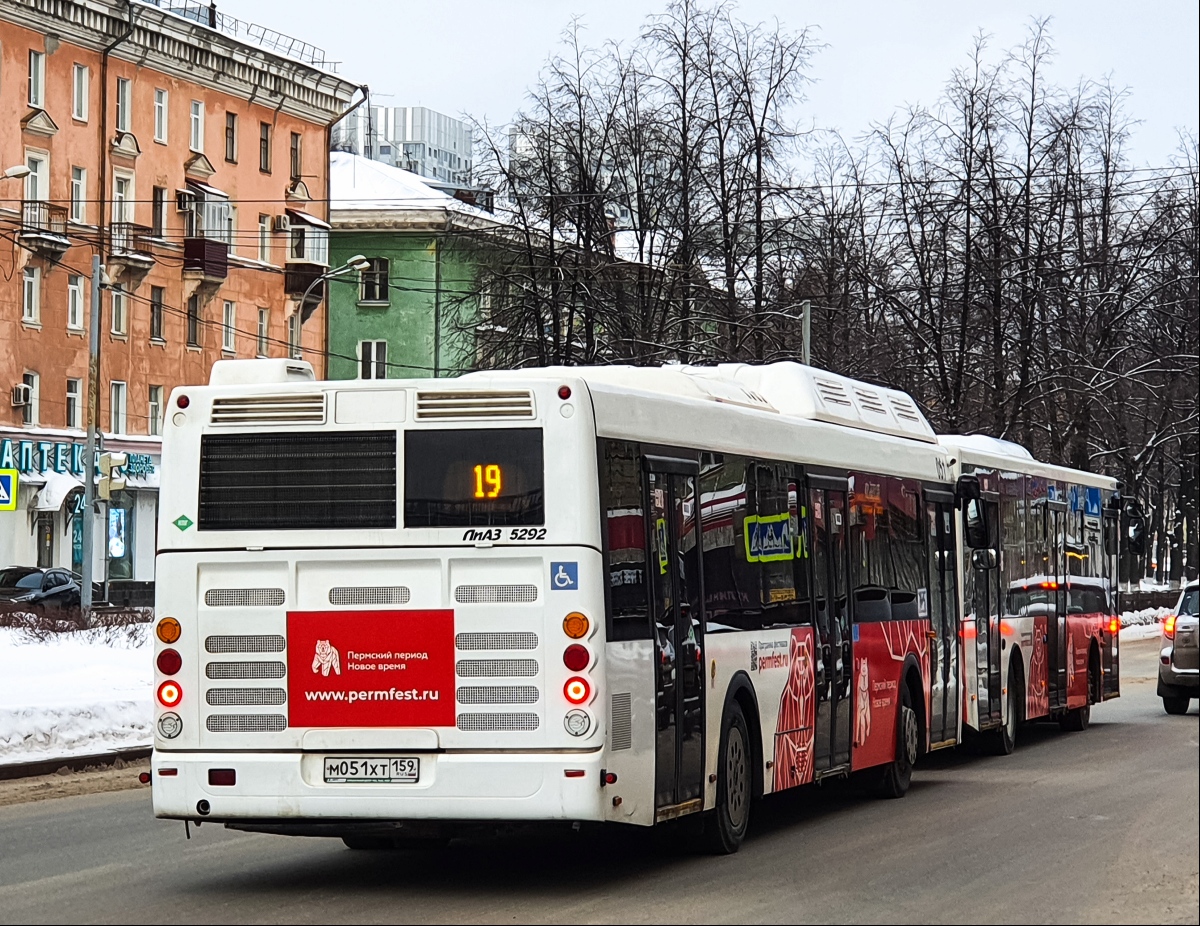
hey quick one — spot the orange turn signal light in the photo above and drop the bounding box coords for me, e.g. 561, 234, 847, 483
156, 617, 181, 644
1164, 614, 1176, 639
563, 612, 589, 639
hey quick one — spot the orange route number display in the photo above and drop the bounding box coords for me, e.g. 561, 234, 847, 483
473, 464, 503, 499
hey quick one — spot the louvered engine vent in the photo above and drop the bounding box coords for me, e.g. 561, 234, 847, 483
456, 712, 539, 731
210, 394, 326, 425
454, 584, 538, 604
814, 378, 853, 407
204, 588, 285, 608
329, 586, 411, 605
415, 390, 534, 420
206, 714, 287, 733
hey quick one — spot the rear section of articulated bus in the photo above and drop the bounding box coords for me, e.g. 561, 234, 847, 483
150, 365, 611, 828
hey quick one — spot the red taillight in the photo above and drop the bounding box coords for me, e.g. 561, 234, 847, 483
156, 648, 182, 675
208, 769, 236, 786
563, 644, 590, 672
157, 680, 183, 708
176, 394, 190, 409
564, 676, 591, 704
1164, 614, 1176, 639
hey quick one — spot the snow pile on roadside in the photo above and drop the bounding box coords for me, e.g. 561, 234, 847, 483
0, 625, 152, 766
1119, 607, 1170, 642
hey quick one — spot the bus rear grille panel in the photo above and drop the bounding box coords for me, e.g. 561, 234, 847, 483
198, 430, 396, 531
206, 714, 287, 733
456, 712, 539, 731
455, 659, 538, 678
454, 584, 538, 604
329, 586, 411, 605
206, 687, 287, 706
204, 588, 285, 608
455, 632, 538, 650
610, 692, 633, 750
456, 686, 539, 705
206, 661, 286, 679
205, 634, 286, 654
210, 394, 326, 426
416, 391, 534, 420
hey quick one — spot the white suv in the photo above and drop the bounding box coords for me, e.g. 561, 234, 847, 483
1160, 581, 1198, 714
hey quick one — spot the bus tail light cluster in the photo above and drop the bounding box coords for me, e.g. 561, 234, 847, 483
562, 612, 594, 735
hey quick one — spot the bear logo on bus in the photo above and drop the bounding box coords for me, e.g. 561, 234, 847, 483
312, 640, 341, 676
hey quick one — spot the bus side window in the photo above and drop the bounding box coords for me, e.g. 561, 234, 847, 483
602, 440, 652, 641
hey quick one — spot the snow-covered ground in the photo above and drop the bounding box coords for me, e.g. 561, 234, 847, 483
0, 625, 152, 767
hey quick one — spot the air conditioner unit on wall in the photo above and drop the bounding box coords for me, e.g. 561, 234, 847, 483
11, 384, 32, 407
272, 214, 291, 233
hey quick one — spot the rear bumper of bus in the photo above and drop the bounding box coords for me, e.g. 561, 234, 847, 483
150, 750, 608, 823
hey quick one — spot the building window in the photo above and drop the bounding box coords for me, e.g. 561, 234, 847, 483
290, 226, 329, 265
22, 267, 40, 324
70, 167, 86, 223
258, 214, 271, 262
190, 100, 204, 152
150, 286, 165, 341
287, 313, 301, 359
154, 89, 168, 142
290, 132, 302, 180
225, 112, 237, 162
110, 381, 127, 435
22, 372, 40, 426
67, 275, 84, 330
259, 122, 271, 172
25, 152, 48, 202
148, 386, 163, 436
66, 378, 82, 430
359, 340, 387, 380
152, 187, 167, 237
115, 77, 132, 132
223, 300, 236, 352
28, 50, 45, 108
72, 64, 89, 121
111, 286, 127, 336
257, 308, 269, 357
113, 173, 133, 224
187, 294, 200, 347
359, 257, 389, 303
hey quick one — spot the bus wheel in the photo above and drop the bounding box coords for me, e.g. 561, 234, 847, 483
992, 662, 1022, 755
877, 684, 917, 799
705, 701, 751, 854
1059, 664, 1092, 732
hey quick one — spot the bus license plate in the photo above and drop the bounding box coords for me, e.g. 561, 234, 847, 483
323, 757, 420, 784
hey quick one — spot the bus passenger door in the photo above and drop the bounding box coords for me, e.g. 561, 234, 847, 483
973, 498, 1003, 726
645, 461, 705, 814
810, 485, 852, 773
1047, 507, 1068, 709
926, 496, 959, 746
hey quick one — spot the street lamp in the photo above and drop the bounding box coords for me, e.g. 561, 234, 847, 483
297, 253, 371, 325
2, 164, 31, 180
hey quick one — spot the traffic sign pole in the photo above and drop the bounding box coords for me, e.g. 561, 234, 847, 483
80, 254, 103, 623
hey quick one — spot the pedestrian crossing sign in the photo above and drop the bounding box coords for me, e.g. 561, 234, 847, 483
0, 469, 17, 511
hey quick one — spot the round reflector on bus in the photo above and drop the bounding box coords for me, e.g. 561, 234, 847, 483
156, 648, 182, 676
564, 676, 591, 704
563, 644, 590, 672
156, 617, 181, 644
558, 385, 572, 400
157, 680, 183, 708
157, 712, 183, 739
176, 394, 190, 409
563, 612, 589, 639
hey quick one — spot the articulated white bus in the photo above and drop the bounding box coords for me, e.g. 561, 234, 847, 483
151, 359, 1120, 852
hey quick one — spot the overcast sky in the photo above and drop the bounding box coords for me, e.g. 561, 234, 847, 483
222, 0, 1198, 166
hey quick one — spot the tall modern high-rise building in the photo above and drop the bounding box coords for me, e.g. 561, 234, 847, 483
334, 105, 473, 187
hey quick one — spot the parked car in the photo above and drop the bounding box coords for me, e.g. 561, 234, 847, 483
1160, 581, 1198, 715
0, 566, 101, 609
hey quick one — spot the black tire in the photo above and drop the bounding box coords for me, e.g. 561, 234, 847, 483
704, 701, 752, 854
1162, 695, 1191, 715
877, 683, 917, 799
992, 663, 1022, 755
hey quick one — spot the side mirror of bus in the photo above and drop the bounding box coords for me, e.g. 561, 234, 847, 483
955, 474, 981, 505
964, 497, 989, 549
971, 548, 998, 571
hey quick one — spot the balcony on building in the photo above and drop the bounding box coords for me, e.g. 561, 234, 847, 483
283, 209, 331, 321
19, 200, 71, 257
181, 182, 231, 283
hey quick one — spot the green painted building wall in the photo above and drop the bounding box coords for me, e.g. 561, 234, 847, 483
327, 231, 478, 380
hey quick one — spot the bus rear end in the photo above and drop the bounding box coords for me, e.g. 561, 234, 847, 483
151, 360, 608, 831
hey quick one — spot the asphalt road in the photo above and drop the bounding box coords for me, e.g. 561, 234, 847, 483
0, 637, 1195, 925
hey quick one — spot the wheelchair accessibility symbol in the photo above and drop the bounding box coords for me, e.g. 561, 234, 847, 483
551, 562, 578, 591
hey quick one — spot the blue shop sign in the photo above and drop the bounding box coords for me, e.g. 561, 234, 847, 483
0, 438, 155, 480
